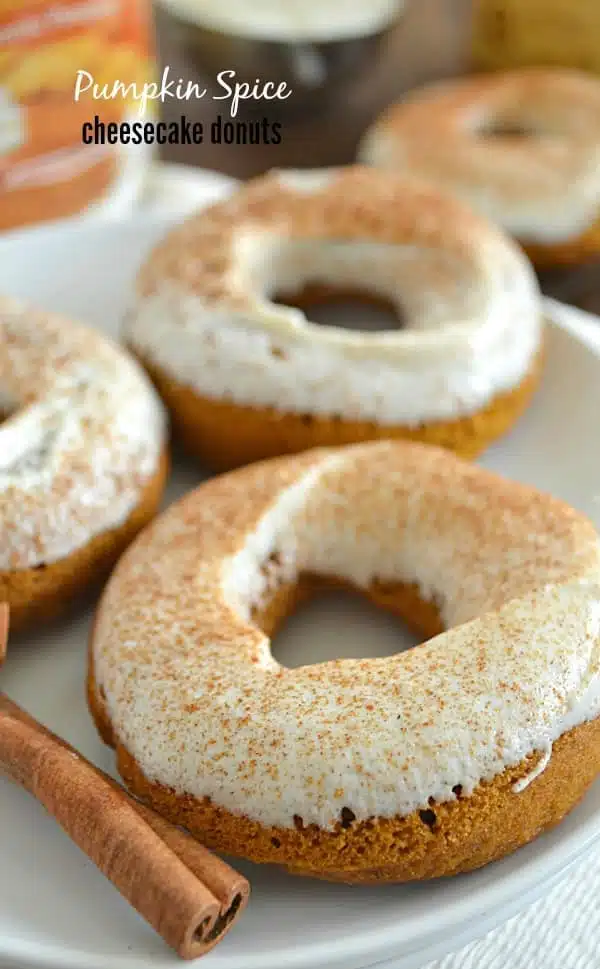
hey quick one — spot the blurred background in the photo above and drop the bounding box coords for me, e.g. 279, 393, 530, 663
2, 0, 600, 310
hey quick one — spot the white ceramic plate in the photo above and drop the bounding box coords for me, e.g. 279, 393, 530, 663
1, 217, 600, 969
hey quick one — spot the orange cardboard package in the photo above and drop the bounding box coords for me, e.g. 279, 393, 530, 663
0, 0, 154, 230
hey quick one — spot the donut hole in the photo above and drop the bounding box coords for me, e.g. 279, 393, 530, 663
273, 284, 404, 333
260, 581, 425, 669
249, 235, 479, 339
477, 117, 537, 139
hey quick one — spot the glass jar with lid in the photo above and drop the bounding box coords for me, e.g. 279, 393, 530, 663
153, 0, 472, 177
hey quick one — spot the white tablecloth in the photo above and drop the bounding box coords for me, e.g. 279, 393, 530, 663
426, 849, 600, 969
109, 161, 600, 969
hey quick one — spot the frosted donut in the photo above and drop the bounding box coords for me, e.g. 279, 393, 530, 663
89, 440, 600, 884
125, 166, 543, 471
0, 297, 168, 631
359, 69, 600, 268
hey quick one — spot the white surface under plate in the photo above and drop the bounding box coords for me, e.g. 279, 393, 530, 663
0, 216, 600, 969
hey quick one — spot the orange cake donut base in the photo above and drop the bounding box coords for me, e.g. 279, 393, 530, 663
88, 572, 600, 884
2, 450, 169, 633
520, 214, 600, 269
134, 350, 543, 472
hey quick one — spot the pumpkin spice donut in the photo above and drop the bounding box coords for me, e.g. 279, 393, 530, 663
125, 166, 543, 471
0, 297, 168, 632
89, 440, 600, 884
359, 68, 600, 269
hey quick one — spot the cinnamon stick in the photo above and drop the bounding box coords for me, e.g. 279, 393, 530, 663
0, 604, 249, 959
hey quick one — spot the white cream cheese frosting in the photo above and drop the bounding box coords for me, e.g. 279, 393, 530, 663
92, 441, 600, 830
359, 69, 600, 244
126, 167, 543, 425
0, 297, 166, 570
